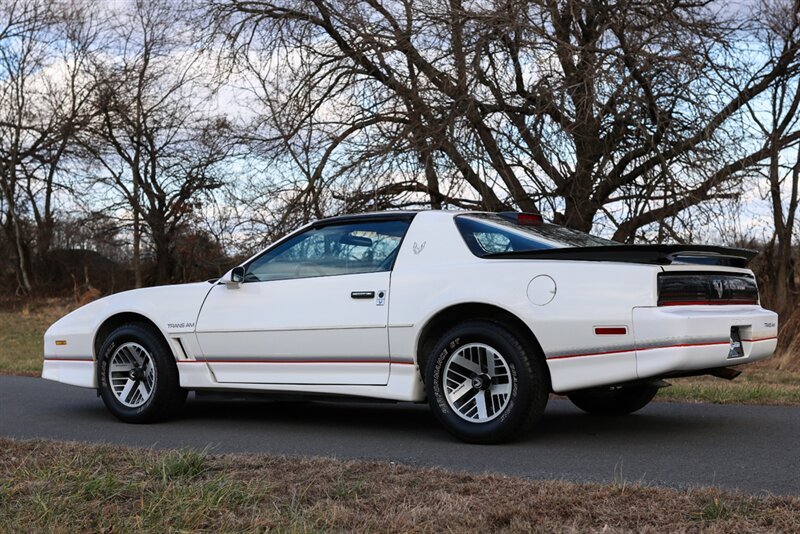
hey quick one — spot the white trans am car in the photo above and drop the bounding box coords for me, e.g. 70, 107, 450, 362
43, 210, 778, 443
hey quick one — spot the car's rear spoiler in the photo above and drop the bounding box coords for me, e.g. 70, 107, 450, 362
484, 245, 758, 268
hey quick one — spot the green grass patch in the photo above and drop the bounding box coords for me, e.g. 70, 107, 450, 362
0, 300, 72, 374
1, 438, 799, 533
694, 495, 765, 523
149, 448, 210, 482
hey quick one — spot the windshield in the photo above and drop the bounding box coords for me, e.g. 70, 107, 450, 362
455, 213, 618, 257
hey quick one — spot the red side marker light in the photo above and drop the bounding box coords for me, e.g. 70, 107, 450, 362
594, 327, 627, 335
517, 213, 543, 226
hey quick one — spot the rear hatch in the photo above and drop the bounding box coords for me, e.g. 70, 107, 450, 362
456, 212, 758, 270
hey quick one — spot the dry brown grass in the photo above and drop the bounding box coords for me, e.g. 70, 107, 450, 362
1, 438, 798, 533
773, 306, 800, 372
656, 366, 800, 406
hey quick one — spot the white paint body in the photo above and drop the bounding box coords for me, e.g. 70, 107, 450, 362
42, 211, 778, 401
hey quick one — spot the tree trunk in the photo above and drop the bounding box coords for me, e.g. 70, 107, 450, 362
419, 143, 442, 209
10, 216, 33, 294
35, 217, 54, 267
562, 168, 597, 233
133, 173, 142, 288
770, 143, 800, 315
151, 227, 173, 286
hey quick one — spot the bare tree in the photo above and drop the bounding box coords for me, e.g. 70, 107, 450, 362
210, 0, 800, 239
0, 0, 98, 293
744, 0, 800, 315
81, 0, 233, 285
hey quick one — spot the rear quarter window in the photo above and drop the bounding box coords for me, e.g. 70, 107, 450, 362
455, 216, 554, 256
455, 213, 617, 257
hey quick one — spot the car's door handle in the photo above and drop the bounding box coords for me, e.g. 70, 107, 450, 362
351, 291, 375, 299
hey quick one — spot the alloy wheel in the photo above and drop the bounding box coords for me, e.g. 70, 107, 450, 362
443, 342, 512, 423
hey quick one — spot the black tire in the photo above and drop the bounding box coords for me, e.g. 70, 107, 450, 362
424, 321, 549, 444
97, 323, 187, 423
567, 384, 659, 416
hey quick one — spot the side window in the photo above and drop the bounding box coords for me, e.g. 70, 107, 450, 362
245, 220, 410, 282
455, 216, 553, 256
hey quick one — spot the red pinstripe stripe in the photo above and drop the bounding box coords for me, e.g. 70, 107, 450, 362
47, 338, 778, 366
177, 359, 415, 365
550, 335, 777, 360
43, 357, 416, 364
550, 340, 729, 360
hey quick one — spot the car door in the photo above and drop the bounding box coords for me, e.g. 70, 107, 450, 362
194, 217, 412, 385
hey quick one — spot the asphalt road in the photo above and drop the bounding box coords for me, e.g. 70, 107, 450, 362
2, 375, 798, 495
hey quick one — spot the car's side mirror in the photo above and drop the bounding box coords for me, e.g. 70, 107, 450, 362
226, 266, 245, 289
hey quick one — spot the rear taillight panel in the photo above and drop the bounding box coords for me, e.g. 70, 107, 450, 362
657, 272, 759, 306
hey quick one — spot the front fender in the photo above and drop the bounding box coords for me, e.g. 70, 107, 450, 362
43, 282, 214, 363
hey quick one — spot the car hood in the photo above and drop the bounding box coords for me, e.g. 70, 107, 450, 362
46, 281, 215, 340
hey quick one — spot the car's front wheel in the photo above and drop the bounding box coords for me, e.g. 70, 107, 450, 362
425, 321, 549, 444
97, 323, 186, 423
567, 384, 659, 416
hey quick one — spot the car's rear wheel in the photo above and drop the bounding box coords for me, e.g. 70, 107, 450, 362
97, 323, 186, 423
567, 384, 659, 415
425, 321, 548, 444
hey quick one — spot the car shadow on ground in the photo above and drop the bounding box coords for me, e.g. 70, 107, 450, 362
172, 395, 727, 446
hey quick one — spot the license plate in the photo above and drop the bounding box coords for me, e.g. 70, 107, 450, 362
728, 326, 744, 358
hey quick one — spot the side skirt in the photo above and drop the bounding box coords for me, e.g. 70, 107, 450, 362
177, 360, 426, 402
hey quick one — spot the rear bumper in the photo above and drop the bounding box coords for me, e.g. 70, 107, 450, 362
632, 305, 778, 379
546, 305, 777, 393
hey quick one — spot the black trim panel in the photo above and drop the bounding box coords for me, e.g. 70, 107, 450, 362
310, 211, 418, 229
483, 244, 756, 267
